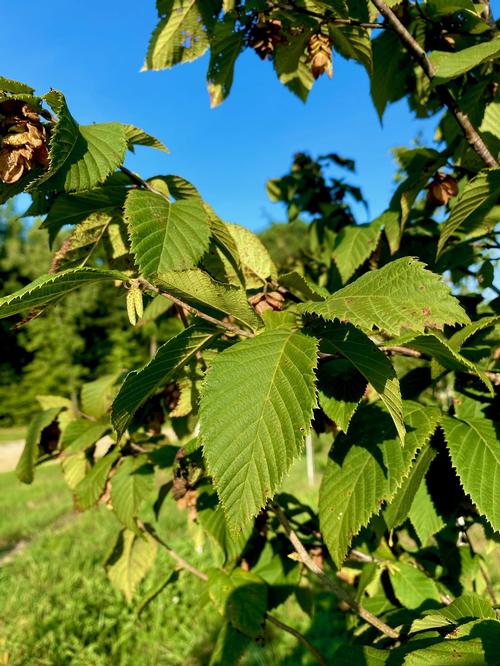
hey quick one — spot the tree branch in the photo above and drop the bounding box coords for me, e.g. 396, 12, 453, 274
138, 278, 254, 338
381, 345, 422, 358
267, 614, 327, 665
272, 502, 400, 640
370, 0, 499, 169
139, 521, 327, 663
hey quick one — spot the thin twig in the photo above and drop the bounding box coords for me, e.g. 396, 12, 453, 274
480, 563, 498, 605
381, 345, 500, 385
120, 166, 171, 201
381, 345, 422, 358
271, 1, 385, 28
139, 278, 254, 338
370, 0, 499, 169
349, 549, 380, 563
139, 521, 327, 660
272, 502, 400, 640
267, 614, 327, 665
138, 521, 208, 581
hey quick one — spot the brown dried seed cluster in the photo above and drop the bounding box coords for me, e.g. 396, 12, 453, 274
307, 33, 333, 80
426, 172, 459, 206
249, 290, 285, 315
249, 18, 284, 60
163, 381, 181, 413
0, 100, 49, 184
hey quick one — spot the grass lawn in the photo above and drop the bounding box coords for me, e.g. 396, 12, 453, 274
0, 447, 345, 665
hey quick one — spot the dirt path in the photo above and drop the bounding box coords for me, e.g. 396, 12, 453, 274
0, 440, 23, 473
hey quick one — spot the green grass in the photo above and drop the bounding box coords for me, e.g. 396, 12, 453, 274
0, 447, 344, 665
0, 426, 26, 444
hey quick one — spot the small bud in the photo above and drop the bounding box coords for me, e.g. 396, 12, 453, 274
126, 289, 138, 326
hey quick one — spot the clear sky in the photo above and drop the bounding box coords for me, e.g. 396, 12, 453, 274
1, 1, 443, 231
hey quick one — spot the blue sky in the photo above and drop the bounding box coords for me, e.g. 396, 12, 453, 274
1, 0, 441, 231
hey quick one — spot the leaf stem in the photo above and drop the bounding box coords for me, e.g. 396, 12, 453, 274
138, 278, 254, 338
119, 166, 171, 201
138, 521, 208, 581
266, 614, 327, 665
272, 502, 400, 640
370, 0, 499, 169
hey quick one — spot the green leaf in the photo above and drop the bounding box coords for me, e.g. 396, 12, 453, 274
371, 30, 411, 120
431, 594, 496, 623
112, 326, 217, 437
430, 35, 500, 84
123, 124, 168, 152
274, 33, 314, 102
209, 623, 250, 666
125, 190, 211, 276
111, 457, 154, 530
317, 359, 366, 432
155, 269, 261, 332
442, 416, 500, 532
331, 218, 383, 284
33, 91, 127, 192
409, 481, 445, 544
60, 419, 109, 454
437, 169, 500, 256
403, 637, 494, 665
208, 569, 268, 638
206, 211, 243, 280
384, 442, 438, 531
0, 268, 126, 319
61, 452, 88, 490
197, 485, 252, 561
75, 449, 120, 510
42, 186, 127, 245
319, 401, 441, 567
105, 529, 157, 603
81, 374, 120, 419
394, 331, 493, 393
204, 222, 276, 289
279, 271, 328, 302
300, 258, 469, 336
207, 16, 244, 107
143, 0, 217, 70
449, 315, 500, 351
16, 408, 61, 484
330, 25, 372, 75
0, 76, 35, 94
320, 322, 405, 442
225, 223, 276, 287
201, 329, 317, 529
389, 562, 441, 609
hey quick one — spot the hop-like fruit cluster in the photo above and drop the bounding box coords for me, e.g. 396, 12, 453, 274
0, 100, 49, 184
163, 381, 181, 413
249, 290, 285, 315
426, 172, 459, 206
307, 33, 333, 79
249, 18, 284, 60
